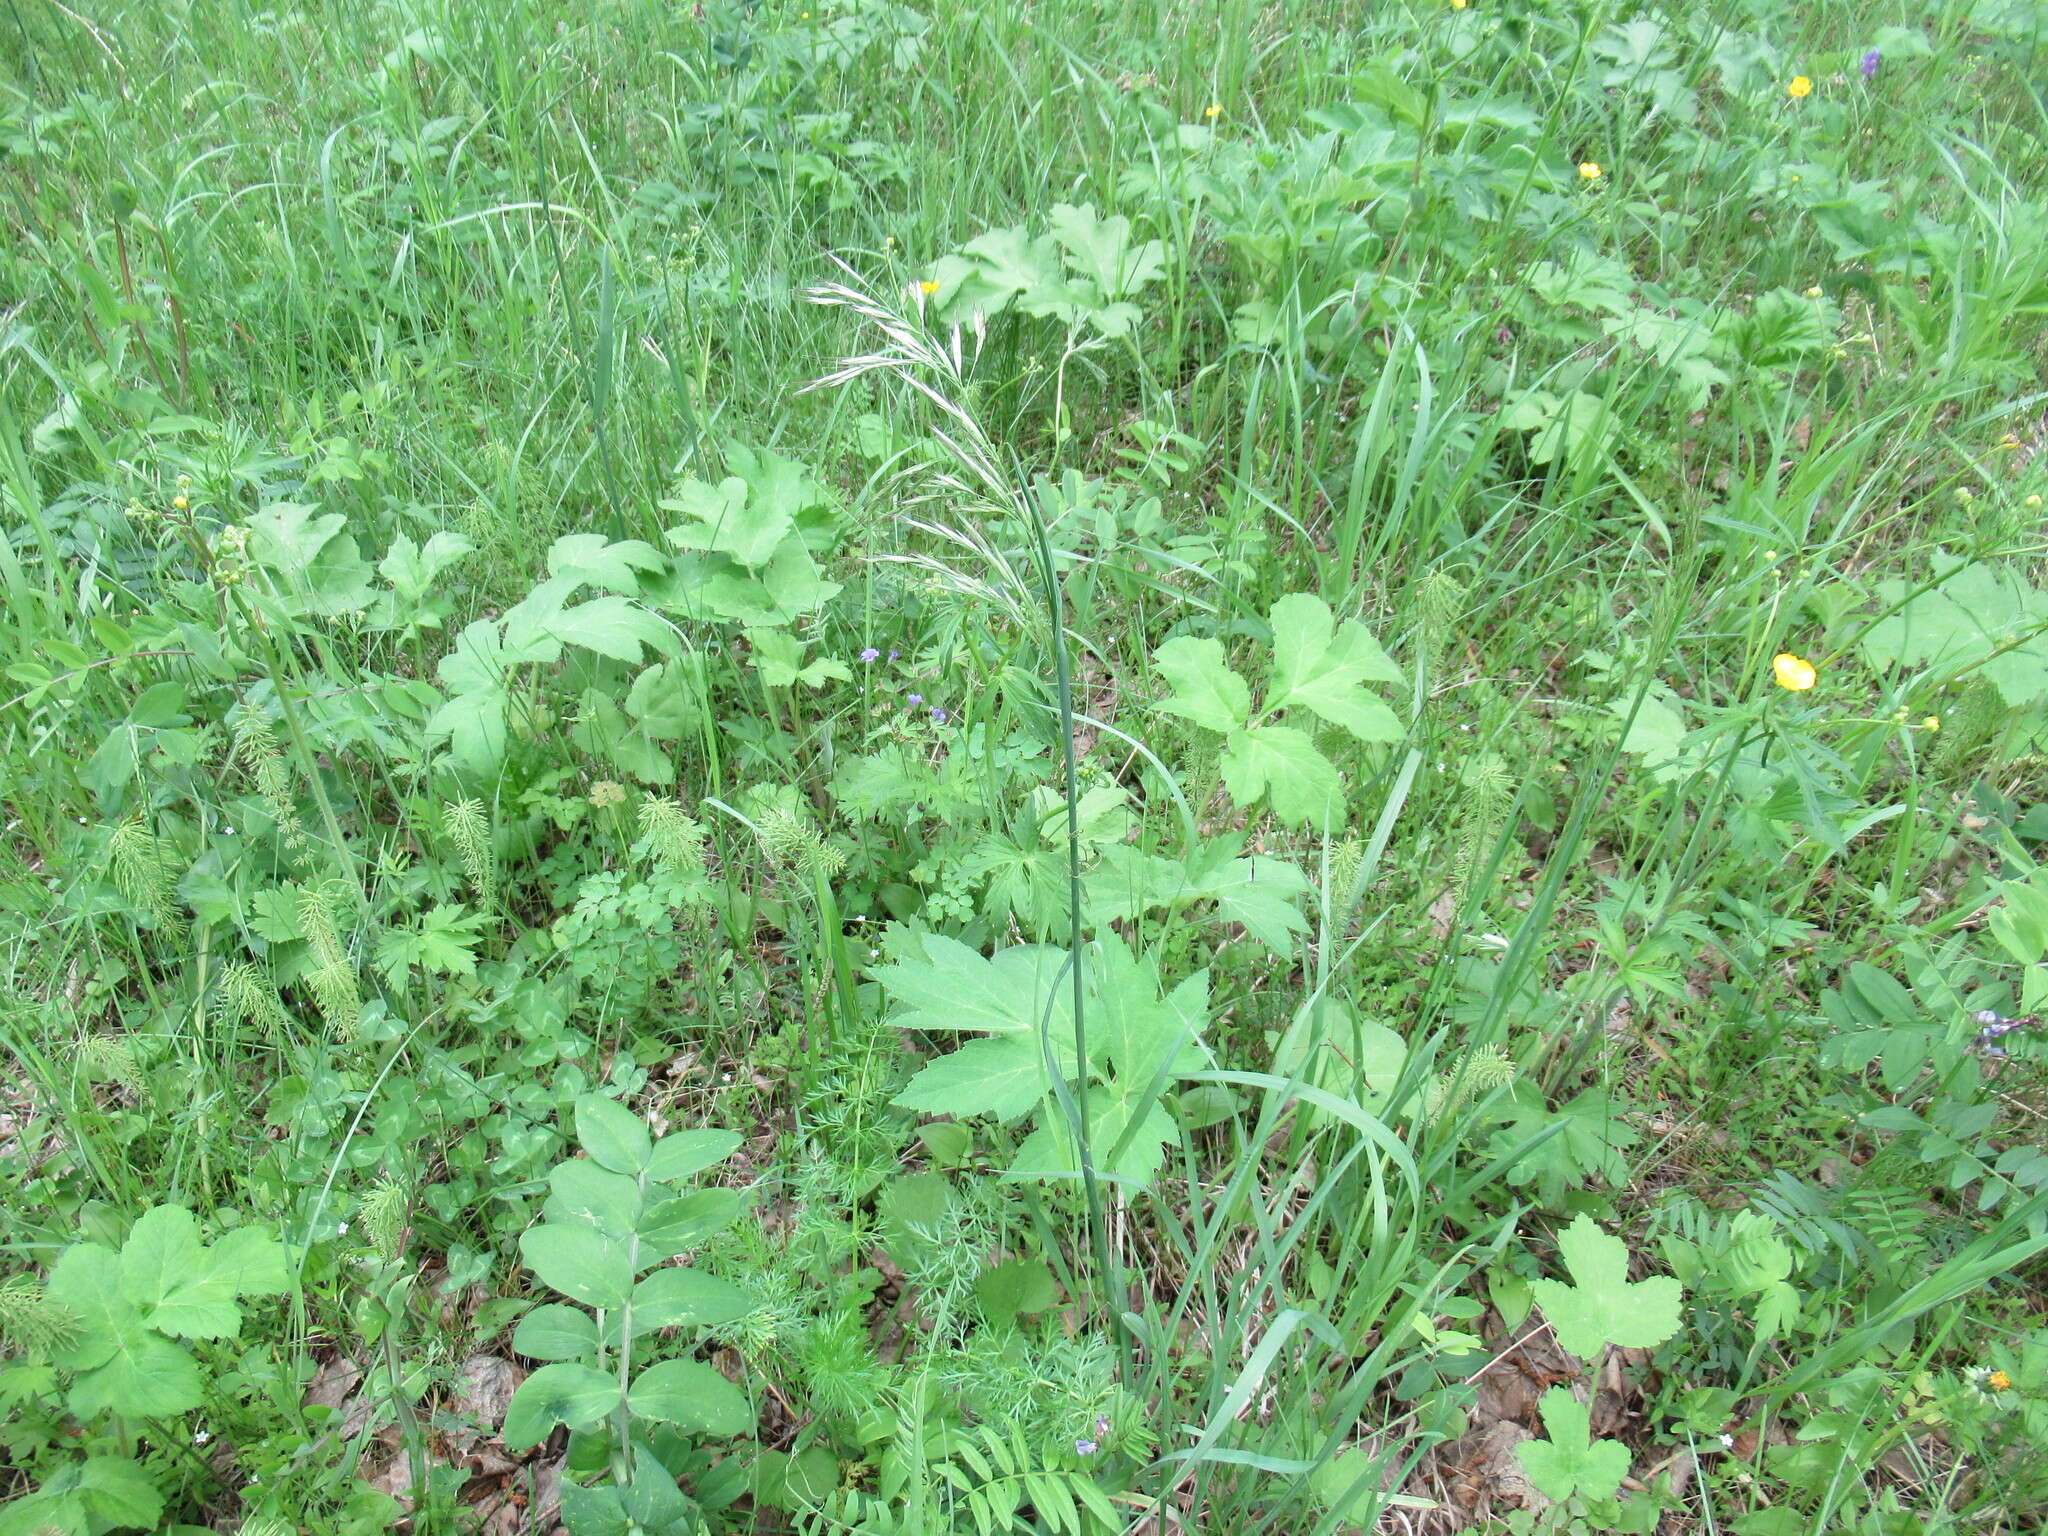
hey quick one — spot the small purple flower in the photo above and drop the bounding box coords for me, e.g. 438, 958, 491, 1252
1861, 48, 1880, 79
931, 708, 948, 723
1096, 1416, 1111, 1436
858, 647, 881, 663
887, 649, 900, 661
1075, 1439, 1098, 1457
907, 693, 924, 706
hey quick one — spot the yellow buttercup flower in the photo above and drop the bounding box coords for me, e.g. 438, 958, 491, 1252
1578, 162, 1602, 181
1804, 285, 1823, 298
1989, 1370, 2012, 1391
1787, 76, 1813, 98
1204, 103, 1222, 120
1773, 653, 1817, 691
1451, 0, 1468, 8
1922, 716, 1940, 732
918, 278, 940, 295
2026, 494, 2043, 508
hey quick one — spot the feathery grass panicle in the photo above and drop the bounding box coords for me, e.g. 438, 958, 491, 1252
233, 716, 305, 850
0, 1275, 81, 1359
442, 797, 497, 908
295, 881, 360, 1041
110, 811, 184, 932
637, 797, 708, 872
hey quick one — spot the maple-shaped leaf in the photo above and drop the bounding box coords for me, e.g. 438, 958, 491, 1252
1517, 1387, 1631, 1502
892, 1035, 1047, 1122
1151, 637, 1251, 732
1222, 725, 1343, 829
1047, 202, 1166, 300
1528, 1213, 1683, 1360
1265, 593, 1404, 742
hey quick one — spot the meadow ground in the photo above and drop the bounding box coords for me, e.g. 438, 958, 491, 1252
3, 1, 2048, 1533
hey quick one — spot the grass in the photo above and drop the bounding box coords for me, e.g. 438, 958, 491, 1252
3, 0, 2048, 1533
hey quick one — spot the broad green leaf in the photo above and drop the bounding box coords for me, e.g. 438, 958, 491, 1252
381, 529, 475, 601
0, 1457, 163, 1536
628, 1357, 753, 1435
977, 1258, 1059, 1330
546, 596, 673, 665
1007, 1077, 1177, 1188
893, 1035, 1046, 1122
47, 1244, 125, 1371
1047, 202, 1166, 299
502, 1362, 621, 1450
557, 1482, 631, 1536
638, 1188, 745, 1259
1221, 725, 1343, 828
575, 1094, 653, 1175
746, 626, 853, 689
520, 1224, 632, 1309
1859, 559, 2048, 706
630, 1267, 753, 1333
1151, 637, 1251, 732
1087, 942, 1202, 1083
545, 534, 668, 592
645, 1128, 741, 1184
1528, 1213, 1683, 1360
511, 1304, 597, 1362
873, 934, 1075, 1039
67, 1324, 204, 1418
118, 1206, 205, 1315
1266, 594, 1404, 741
663, 475, 791, 568
542, 1159, 644, 1239
1517, 1387, 1631, 1502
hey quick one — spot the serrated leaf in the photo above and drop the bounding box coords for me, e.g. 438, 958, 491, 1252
1267, 594, 1404, 741
1047, 202, 1166, 299
873, 934, 1076, 1041
1528, 1213, 1684, 1360
893, 1035, 1047, 1122
1221, 725, 1344, 828
520, 1224, 632, 1308
575, 1094, 653, 1174
663, 475, 791, 568
545, 534, 668, 592
628, 1357, 753, 1435
502, 1362, 621, 1450
1151, 637, 1251, 732
546, 596, 673, 665
1518, 1387, 1631, 1502
67, 1324, 204, 1418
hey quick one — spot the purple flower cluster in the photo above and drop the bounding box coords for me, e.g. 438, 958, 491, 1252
1861, 48, 1881, 80
858, 645, 951, 725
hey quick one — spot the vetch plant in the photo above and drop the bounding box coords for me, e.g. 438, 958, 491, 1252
502, 1094, 755, 1533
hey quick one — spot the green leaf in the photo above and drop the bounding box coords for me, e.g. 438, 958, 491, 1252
520, 1224, 632, 1309
502, 1362, 621, 1450
1047, 202, 1166, 300
1266, 594, 1404, 741
630, 1268, 753, 1333
628, 1357, 753, 1435
645, 1128, 741, 1184
663, 475, 791, 567
1528, 1214, 1684, 1360
1517, 1387, 1631, 1502
0, 1457, 164, 1536
546, 596, 673, 665
745, 626, 853, 689
575, 1094, 653, 1175
542, 1159, 645, 1239
873, 934, 1076, 1041
977, 1258, 1059, 1330
893, 1035, 1046, 1122
1152, 637, 1251, 732
638, 1188, 746, 1259
1221, 725, 1343, 828
67, 1325, 205, 1418
511, 1304, 598, 1362
373, 903, 486, 986
545, 534, 668, 593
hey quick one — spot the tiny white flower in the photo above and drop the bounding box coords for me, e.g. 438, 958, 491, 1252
337, 1221, 349, 1236
1718, 1433, 1735, 1450
194, 1428, 212, 1445
868, 948, 880, 959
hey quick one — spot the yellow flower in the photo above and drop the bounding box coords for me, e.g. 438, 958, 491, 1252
1204, 103, 1222, 120
2026, 494, 2043, 508
1578, 161, 1603, 181
1804, 285, 1823, 298
1451, 0, 1468, 8
918, 278, 940, 295
1773, 653, 1817, 692
172, 494, 189, 510
1989, 1370, 2012, 1391
1787, 76, 1813, 98
1922, 716, 1940, 732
